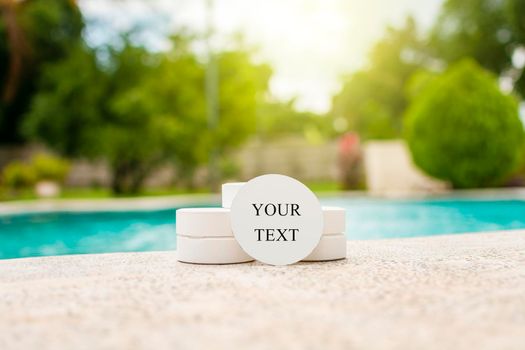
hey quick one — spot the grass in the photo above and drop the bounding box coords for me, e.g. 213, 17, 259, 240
307, 180, 342, 193
0, 180, 343, 202
60, 186, 211, 199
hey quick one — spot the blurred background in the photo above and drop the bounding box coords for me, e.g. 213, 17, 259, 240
1, 0, 525, 199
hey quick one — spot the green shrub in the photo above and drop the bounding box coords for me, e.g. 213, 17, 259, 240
2, 162, 37, 190
32, 153, 70, 183
404, 59, 524, 188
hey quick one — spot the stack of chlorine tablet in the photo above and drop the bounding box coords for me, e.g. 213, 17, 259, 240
303, 206, 346, 261
222, 182, 347, 262
176, 182, 346, 264
176, 208, 253, 264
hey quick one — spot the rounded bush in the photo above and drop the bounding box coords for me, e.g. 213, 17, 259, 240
404, 59, 524, 188
32, 153, 70, 183
2, 162, 36, 190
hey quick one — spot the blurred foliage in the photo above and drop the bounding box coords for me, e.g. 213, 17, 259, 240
258, 100, 334, 142
431, 0, 525, 96
404, 59, 524, 188
102, 37, 207, 191
331, 0, 525, 189
1, 0, 330, 194
0, 0, 83, 144
24, 35, 271, 193
507, 0, 525, 44
333, 0, 525, 140
1, 160, 36, 189
23, 44, 107, 156
1, 1, 276, 194
2, 0, 525, 195
32, 153, 70, 183
1, 153, 70, 192
430, 0, 512, 73
332, 17, 425, 140
215, 51, 271, 151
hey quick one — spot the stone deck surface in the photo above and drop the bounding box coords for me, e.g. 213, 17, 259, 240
1, 230, 524, 350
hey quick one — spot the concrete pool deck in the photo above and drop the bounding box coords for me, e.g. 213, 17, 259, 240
1, 230, 524, 350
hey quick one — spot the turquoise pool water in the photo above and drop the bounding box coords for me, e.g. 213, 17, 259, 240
1, 198, 525, 259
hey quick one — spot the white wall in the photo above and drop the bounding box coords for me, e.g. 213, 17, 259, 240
363, 140, 448, 196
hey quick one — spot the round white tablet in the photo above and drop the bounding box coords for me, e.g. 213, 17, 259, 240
230, 174, 323, 266
176, 208, 232, 237
222, 182, 246, 208
177, 236, 253, 264
302, 233, 346, 261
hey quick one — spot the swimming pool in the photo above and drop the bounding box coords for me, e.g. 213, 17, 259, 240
1, 197, 525, 259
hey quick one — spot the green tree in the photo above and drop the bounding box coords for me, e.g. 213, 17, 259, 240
332, 17, 424, 139
0, 0, 83, 144
25, 35, 271, 194
214, 50, 271, 154
257, 100, 333, 141
106, 41, 271, 191
23, 44, 107, 157
105, 36, 208, 191
431, 0, 525, 96
431, 0, 511, 73
24, 39, 192, 194
507, 0, 525, 43
506, 0, 525, 94
404, 59, 524, 188
93, 43, 170, 193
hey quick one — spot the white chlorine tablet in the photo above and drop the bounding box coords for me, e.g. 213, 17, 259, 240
222, 182, 245, 208
322, 207, 346, 234
176, 208, 232, 237
176, 207, 253, 264
302, 233, 346, 261
177, 236, 254, 264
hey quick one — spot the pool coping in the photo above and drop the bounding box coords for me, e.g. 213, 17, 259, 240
1, 230, 524, 349
0, 193, 221, 216
1, 187, 525, 216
